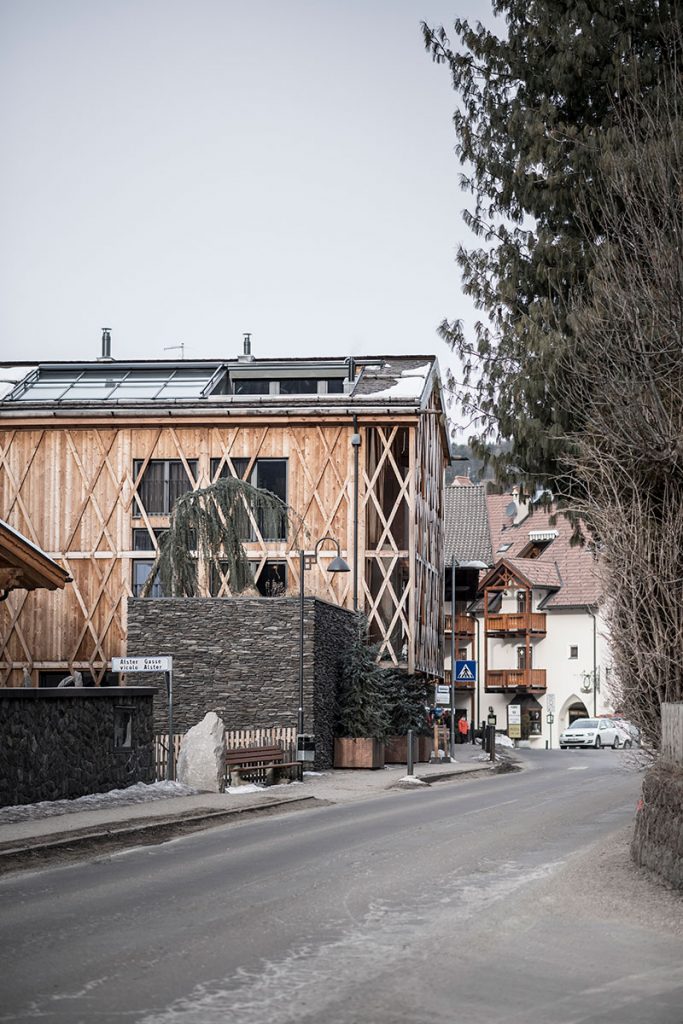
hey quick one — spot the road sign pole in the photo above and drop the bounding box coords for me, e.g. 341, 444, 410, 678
450, 557, 456, 760
166, 668, 174, 781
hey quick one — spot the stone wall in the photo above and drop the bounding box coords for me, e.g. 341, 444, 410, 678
631, 766, 683, 889
0, 688, 156, 807
127, 596, 357, 768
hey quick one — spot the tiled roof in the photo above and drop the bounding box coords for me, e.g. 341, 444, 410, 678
505, 557, 562, 589
444, 484, 492, 565
485, 494, 601, 607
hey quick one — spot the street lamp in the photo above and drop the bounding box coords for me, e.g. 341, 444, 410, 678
298, 535, 350, 752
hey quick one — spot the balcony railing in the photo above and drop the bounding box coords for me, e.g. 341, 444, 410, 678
485, 668, 547, 692
444, 614, 476, 637
485, 612, 546, 636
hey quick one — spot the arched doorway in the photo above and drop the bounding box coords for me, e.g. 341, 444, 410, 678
559, 696, 590, 733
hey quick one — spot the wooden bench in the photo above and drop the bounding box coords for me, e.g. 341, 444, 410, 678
225, 745, 302, 787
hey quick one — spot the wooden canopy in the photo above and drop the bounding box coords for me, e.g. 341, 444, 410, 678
0, 520, 71, 598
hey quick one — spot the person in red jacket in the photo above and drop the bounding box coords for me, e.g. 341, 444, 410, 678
457, 715, 469, 744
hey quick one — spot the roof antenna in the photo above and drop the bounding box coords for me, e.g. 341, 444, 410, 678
163, 343, 185, 359
98, 328, 113, 361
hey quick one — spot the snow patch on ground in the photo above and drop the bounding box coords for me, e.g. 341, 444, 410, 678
0, 781, 198, 824
396, 776, 428, 786
224, 784, 264, 795
497, 734, 515, 748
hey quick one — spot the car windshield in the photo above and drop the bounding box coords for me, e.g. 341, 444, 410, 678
569, 719, 597, 729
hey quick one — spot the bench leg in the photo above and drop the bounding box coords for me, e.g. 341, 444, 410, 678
230, 768, 247, 787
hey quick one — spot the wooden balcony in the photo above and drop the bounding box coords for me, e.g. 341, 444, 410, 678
485, 612, 546, 637
485, 668, 547, 693
444, 614, 475, 638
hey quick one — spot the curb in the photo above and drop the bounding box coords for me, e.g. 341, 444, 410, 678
0, 795, 319, 870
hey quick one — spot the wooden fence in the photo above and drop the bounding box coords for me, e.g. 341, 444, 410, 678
661, 703, 683, 768
155, 726, 298, 781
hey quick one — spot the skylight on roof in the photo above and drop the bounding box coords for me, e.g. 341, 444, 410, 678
7, 366, 223, 402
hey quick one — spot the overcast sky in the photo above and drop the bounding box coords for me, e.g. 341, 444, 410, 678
0, 0, 497, 384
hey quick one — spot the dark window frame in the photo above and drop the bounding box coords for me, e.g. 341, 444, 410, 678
132, 459, 198, 517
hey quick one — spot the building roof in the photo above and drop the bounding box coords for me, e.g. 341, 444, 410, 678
485, 494, 601, 607
444, 484, 493, 566
0, 355, 440, 411
0, 519, 71, 594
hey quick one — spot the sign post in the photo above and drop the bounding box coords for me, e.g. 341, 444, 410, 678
112, 656, 174, 780
546, 693, 556, 750
507, 703, 522, 740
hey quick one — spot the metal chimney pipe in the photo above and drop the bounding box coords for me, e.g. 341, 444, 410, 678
243, 332, 251, 356
99, 328, 112, 361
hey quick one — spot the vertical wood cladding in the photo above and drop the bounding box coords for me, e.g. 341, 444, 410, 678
0, 412, 444, 683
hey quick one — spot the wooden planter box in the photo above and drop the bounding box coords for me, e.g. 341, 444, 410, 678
334, 737, 385, 769
384, 735, 434, 763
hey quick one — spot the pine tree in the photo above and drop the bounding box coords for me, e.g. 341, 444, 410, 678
381, 668, 431, 736
422, 1, 681, 494
336, 615, 390, 739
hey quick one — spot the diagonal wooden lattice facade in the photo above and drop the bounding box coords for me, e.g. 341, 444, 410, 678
0, 398, 447, 685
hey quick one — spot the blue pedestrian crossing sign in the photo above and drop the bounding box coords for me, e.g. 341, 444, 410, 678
455, 660, 477, 683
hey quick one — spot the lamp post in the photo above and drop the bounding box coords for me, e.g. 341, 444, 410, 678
298, 535, 350, 743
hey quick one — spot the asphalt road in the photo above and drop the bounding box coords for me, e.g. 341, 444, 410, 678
1, 750, 681, 1024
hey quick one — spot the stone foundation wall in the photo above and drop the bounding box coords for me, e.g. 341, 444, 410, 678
127, 596, 357, 768
0, 688, 156, 807
631, 766, 683, 889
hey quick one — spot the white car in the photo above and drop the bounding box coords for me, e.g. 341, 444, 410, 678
559, 718, 624, 749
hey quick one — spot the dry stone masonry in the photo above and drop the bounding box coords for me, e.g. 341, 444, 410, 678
127, 596, 357, 768
0, 687, 155, 807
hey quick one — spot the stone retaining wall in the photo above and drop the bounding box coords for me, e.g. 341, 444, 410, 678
0, 688, 156, 807
631, 765, 683, 889
127, 596, 357, 768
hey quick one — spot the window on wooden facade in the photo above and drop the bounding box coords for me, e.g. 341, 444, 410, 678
210, 457, 287, 541
132, 560, 164, 597
132, 528, 165, 550
133, 459, 197, 516
209, 559, 287, 597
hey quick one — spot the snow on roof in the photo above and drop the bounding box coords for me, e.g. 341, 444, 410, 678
364, 362, 432, 399
0, 366, 36, 400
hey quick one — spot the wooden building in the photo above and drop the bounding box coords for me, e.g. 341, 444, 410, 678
0, 343, 449, 686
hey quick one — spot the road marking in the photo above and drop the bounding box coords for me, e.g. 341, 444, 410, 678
460, 798, 520, 817
567, 766, 589, 770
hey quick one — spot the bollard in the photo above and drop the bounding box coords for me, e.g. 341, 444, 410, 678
488, 725, 496, 762
407, 729, 414, 776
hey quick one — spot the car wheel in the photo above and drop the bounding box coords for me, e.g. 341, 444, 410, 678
624, 740, 632, 749
613, 736, 620, 749
595, 736, 601, 749
560, 745, 566, 750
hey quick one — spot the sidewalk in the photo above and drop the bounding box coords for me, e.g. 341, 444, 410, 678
0, 744, 512, 871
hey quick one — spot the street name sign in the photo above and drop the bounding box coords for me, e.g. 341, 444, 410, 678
112, 656, 173, 673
